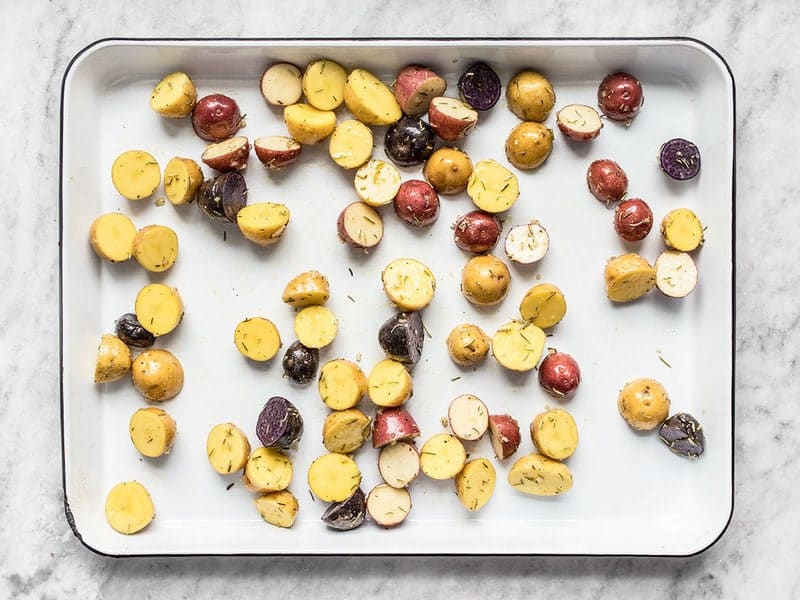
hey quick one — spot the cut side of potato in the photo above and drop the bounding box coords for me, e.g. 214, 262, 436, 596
556, 103, 603, 141
134, 283, 184, 337
344, 68, 402, 126
105, 480, 155, 535
661, 208, 705, 252
381, 257, 436, 311
130, 348, 184, 402
446, 323, 491, 367
236, 202, 291, 246
366, 483, 412, 527
329, 119, 373, 169
354, 159, 402, 207
261, 63, 303, 106
243, 447, 293, 493
234, 317, 282, 362
492, 320, 546, 372
94, 334, 132, 383
504, 221, 549, 265
507, 453, 573, 496
307, 453, 362, 502
322, 408, 371, 454
164, 157, 203, 205
303, 58, 347, 111
201, 136, 251, 172
604, 253, 656, 303
319, 359, 368, 410
149, 71, 197, 118
253, 136, 302, 169
448, 394, 489, 441
531, 408, 578, 460
466, 159, 520, 213
419, 433, 467, 480
282, 270, 330, 308
294, 305, 337, 349
283, 103, 337, 145
206, 422, 251, 474
132, 224, 179, 272
655, 250, 698, 298
129, 407, 177, 458
254, 489, 300, 528
519, 283, 567, 329
337, 201, 384, 249
89, 212, 137, 262
378, 441, 420, 489
455, 457, 496, 511
111, 150, 161, 200
368, 358, 413, 407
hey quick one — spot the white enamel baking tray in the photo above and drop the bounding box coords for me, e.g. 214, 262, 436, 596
60, 38, 734, 556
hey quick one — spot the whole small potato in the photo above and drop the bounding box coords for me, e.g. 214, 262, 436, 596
453, 210, 502, 253
587, 159, 628, 204
505, 122, 554, 170
131, 349, 184, 402
614, 198, 653, 242
538, 350, 581, 398
423, 147, 474, 195
597, 72, 644, 122
191, 94, 244, 142
394, 180, 439, 227
618, 378, 670, 431
461, 255, 511, 306
506, 70, 556, 122
446, 323, 491, 367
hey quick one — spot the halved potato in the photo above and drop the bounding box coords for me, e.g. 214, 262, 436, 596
89, 212, 137, 262
281, 270, 330, 308
149, 71, 196, 118
254, 490, 299, 528
466, 159, 520, 213
234, 317, 282, 362
130, 349, 184, 402
163, 157, 203, 205
381, 258, 436, 311
104, 481, 155, 535
454, 457, 496, 511
344, 68, 402, 126
322, 408, 371, 454
519, 283, 567, 328
318, 359, 368, 410
507, 453, 573, 496
132, 225, 179, 272
129, 407, 177, 458
661, 208, 705, 252
135, 283, 184, 337
111, 150, 161, 200
307, 453, 362, 502
283, 103, 336, 145
368, 358, 412, 407
604, 253, 656, 303
236, 202, 291, 246
419, 433, 467, 480
531, 408, 578, 460
492, 320, 546, 372
303, 58, 347, 111
206, 422, 251, 474
243, 447, 293, 493
329, 119, 373, 169
294, 305, 337, 349
94, 334, 132, 383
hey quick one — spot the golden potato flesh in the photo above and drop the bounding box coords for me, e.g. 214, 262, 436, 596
618, 378, 670, 431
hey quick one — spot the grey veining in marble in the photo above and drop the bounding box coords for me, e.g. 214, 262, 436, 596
2, 0, 799, 598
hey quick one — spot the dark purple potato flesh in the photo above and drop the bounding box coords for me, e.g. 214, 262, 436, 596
659, 138, 701, 180
282, 340, 319, 384
321, 488, 367, 531
256, 396, 304, 450
197, 172, 247, 223
659, 412, 705, 458
378, 311, 425, 364
384, 116, 435, 167
115, 312, 156, 348
458, 62, 501, 111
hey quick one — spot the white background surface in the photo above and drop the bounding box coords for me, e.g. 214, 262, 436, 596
1, 1, 796, 597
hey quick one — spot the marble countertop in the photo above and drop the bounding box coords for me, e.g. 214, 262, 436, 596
2, 0, 797, 597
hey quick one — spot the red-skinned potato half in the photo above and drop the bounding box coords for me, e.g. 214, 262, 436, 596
614, 198, 653, 242
253, 136, 302, 169
488, 414, 521, 459
428, 97, 478, 141
372, 407, 421, 448
538, 350, 581, 399
393, 65, 447, 116
201, 136, 250, 172
453, 210, 502, 253
394, 180, 440, 227
192, 93, 244, 142
587, 159, 628, 205
597, 72, 644, 122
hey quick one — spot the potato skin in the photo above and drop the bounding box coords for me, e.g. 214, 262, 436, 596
281, 270, 330, 308
505, 121, 553, 170
423, 147, 474, 195
94, 334, 132, 383
618, 378, 670, 431
455, 457, 496, 511
506, 70, 556, 122
130, 349, 184, 401
446, 323, 491, 367
604, 253, 656, 303
461, 254, 511, 306
453, 210, 502, 253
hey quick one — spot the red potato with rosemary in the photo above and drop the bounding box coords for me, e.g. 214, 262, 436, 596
538, 350, 581, 399
614, 198, 653, 242
597, 72, 644, 122
488, 414, 521, 459
428, 96, 478, 141
655, 250, 698, 298
419, 433, 467, 480
394, 180, 440, 227
378, 441, 420, 488
556, 104, 603, 140
453, 210, 502, 253
393, 64, 447, 115
504, 221, 549, 265
372, 406, 421, 448
192, 93, 244, 142
201, 136, 250, 172
367, 483, 412, 527
454, 458, 496, 512
448, 394, 489, 441
253, 136, 302, 169
337, 202, 384, 250
587, 159, 628, 204
260, 62, 303, 106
